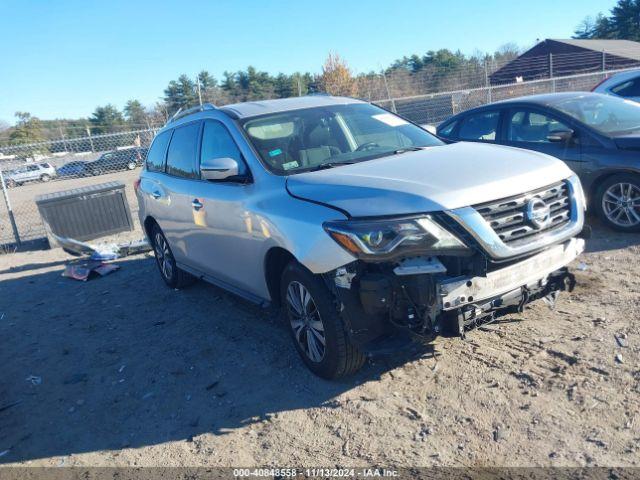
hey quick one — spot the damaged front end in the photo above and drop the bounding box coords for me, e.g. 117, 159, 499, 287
322, 213, 585, 349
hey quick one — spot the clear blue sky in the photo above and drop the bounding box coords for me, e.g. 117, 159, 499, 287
0, 0, 616, 124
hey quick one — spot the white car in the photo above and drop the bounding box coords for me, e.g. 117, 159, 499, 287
592, 69, 640, 103
5, 162, 57, 187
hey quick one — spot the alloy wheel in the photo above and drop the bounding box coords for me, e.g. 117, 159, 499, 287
286, 281, 326, 363
154, 232, 173, 281
127, 161, 136, 170
602, 182, 640, 227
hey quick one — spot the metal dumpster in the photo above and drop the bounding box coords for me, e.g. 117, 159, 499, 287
35, 181, 134, 247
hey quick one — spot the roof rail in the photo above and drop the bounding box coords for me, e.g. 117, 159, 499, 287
165, 103, 217, 125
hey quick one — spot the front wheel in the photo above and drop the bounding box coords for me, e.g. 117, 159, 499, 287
40, 174, 51, 182
596, 174, 640, 232
126, 161, 137, 170
281, 261, 365, 379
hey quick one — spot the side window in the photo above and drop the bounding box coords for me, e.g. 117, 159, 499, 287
611, 78, 640, 98
438, 120, 458, 138
166, 122, 200, 179
200, 121, 248, 176
458, 111, 500, 141
146, 130, 172, 172
507, 110, 570, 143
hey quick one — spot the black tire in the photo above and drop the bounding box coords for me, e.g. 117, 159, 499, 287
151, 225, 196, 289
40, 174, 51, 182
5, 179, 17, 188
595, 173, 640, 233
126, 161, 137, 170
280, 261, 366, 379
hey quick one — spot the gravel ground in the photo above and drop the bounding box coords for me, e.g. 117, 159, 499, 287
0, 221, 638, 467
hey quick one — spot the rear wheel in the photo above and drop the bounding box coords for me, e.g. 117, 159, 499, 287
5, 179, 17, 188
40, 174, 51, 182
596, 174, 640, 232
151, 225, 196, 288
281, 261, 365, 379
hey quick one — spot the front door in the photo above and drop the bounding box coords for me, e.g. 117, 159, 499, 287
180, 119, 265, 296
502, 108, 585, 176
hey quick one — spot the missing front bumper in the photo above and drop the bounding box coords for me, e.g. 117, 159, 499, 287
438, 238, 585, 311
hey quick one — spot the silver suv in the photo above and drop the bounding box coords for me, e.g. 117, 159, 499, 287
136, 96, 587, 379
5, 162, 57, 186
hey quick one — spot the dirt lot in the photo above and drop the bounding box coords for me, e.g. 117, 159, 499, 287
0, 221, 638, 467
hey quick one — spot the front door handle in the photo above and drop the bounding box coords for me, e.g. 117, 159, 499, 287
192, 199, 203, 210
151, 190, 161, 199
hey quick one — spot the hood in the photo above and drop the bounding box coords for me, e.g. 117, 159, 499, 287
612, 133, 640, 151
286, 142, 573, 217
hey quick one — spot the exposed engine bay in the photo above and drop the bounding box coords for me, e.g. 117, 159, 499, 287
325, 238, 585, 347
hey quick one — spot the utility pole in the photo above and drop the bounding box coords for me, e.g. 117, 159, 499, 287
58, 121, 69, 152
196, 76, 203, 106
484, 58, 492, 103
85, 126, 95, 153
381, 70, 397, 113
297, 77, 302, 97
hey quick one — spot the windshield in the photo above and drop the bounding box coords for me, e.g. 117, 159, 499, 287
553, 94, 640, 135
241, 103, 443, 174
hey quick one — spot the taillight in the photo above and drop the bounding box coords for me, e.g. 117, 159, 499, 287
134, 178, 141, 191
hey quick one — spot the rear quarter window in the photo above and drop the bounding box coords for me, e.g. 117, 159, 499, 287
458, 111, 500, 141
146, 130, 172, 172
437, 120, 458, 138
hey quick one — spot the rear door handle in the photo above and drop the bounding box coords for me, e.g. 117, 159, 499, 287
151, 190, 161, 199
192, 199, 203, 210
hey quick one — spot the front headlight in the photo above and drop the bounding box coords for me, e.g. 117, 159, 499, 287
323, 215, 470, 261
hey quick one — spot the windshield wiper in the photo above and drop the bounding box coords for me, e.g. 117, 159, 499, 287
307, 161, 356, 171
392, 146, 426, 154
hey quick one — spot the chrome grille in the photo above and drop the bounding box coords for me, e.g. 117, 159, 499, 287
474, 182, 572, 245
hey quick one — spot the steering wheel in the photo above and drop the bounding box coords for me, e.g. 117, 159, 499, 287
355, 142, 381, 152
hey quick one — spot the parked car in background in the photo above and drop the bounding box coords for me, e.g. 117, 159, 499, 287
437, 92, 640, 232
136, 97, 586, 379
87, 147, 148, 176
592, 69, 640, 103
4, 162, 57, 187
57, 161, 91, 178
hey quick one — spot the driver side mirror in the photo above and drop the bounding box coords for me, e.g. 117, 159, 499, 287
200, 157, 239, 181
547, 129, 575, 143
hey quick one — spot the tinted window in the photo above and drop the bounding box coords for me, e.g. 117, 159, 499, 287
554, 95, 640, 134
200, 121, 247, 176
458, 111, 500, 141
146, 130, 172, 172
438, 120, 457, 138
507, 110, 570, 143
611, 78, 640, 97
166, 122, 200, 179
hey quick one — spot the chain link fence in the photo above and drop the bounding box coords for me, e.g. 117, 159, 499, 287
1, 49, 639, 248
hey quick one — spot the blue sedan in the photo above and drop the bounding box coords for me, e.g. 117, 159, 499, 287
437, 92, 640, 232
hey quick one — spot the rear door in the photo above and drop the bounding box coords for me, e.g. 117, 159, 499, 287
502, 107, 585, 175
156, 121, 203, 264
